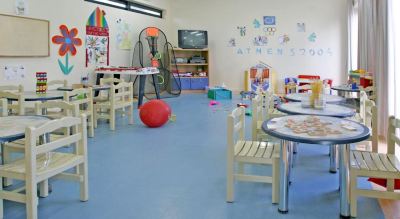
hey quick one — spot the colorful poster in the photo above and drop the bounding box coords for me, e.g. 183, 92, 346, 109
4, 65, 26, 80
116, 18, 133, 50
86, 7, 109, 67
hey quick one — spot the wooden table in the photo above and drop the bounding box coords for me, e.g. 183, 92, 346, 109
95, 67, 160, 107
285, 93, 345, 104
6, 91, 64, 102
57, 85, 111, 92
262, 115, 370, 217
331, 85, 360, 99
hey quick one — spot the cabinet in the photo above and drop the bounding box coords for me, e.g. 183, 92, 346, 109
170, 48, 209, 91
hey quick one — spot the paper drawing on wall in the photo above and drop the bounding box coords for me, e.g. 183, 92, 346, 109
297, 23, 306, 32
86, 7, 109, 67
308, 32, 317, 42
263, 27, 276, 36
263, 16, 276, 25
52, 25, 82, 75
4, 65, 26, 81
253, 19, 261, 28
253, 36, 268, 46
237, 26, 246, 37
228, 38, 236, 47
15, 0, 28, 15
116, 18, 133, 50
278, 34, 290, 45
237, 48, 243, 55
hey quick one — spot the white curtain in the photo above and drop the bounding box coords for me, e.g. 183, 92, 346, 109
347, 0, 358, 72
388, 0, 400, 120
357, 0, 389, 137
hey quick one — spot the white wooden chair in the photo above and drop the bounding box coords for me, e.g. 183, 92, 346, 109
3, 101, 79, 188
355, 99, 378, 152
251, 94, 283, 142
47, 79, 67, 90
64, 88, 94, 138
0, 98, 7, 117
0, 115, 88, 219
94, 77, 125, 103
353, 91, 368, 123
350, 116, 400, 217
0, 90, 25, 115
227, 107, 280, 203
94, 82, 133, 131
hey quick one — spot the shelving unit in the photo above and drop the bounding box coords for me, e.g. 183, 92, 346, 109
169, 48, 209, 91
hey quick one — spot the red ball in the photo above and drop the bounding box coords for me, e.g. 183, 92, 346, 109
139, 100, 171, 128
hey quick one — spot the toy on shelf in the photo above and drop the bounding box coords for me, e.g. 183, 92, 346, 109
36, 72, 47, 94
284, 78, 298, 94
349, 69, 373, 88
245, 61, 270, 92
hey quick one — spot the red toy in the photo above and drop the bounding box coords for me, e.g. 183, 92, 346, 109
139, 100, 171, 128
237, 103, 248, 108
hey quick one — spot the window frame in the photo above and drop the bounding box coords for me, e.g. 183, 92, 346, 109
85, 0, 163, 18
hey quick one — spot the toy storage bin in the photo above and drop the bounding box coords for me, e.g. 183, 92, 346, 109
172, 77, 191, 90
190, 77, 209, 90
208, 88, 232, 100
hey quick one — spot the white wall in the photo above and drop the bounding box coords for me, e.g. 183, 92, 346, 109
170, 0, 348, 92
0, 0, 171, 90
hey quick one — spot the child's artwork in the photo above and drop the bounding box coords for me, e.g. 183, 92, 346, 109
52, 25, 82, 75
297, 23, 306, 32
253, 36, 268, 46
249, 64, 270, 92
278, 34, 290, 45
4, 65, 26, 81
86, 7, 109, 67
237, 26, 246, 37
263, 16, 276, 25
308, 32, 317, 42
228, 38, 236, 47
116, 18, 132, 50
15, 0, 27, 15
253, 19, 261, 28
263, 27, 276, 36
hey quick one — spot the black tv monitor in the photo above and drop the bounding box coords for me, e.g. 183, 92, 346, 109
178, 30, 208, 49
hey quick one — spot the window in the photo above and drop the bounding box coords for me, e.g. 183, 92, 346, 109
85, 0, 163, 18
388, 0, 400, 118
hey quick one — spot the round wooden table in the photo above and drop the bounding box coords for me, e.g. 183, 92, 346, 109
6, 91, 65, 102
0, 116, 50, 143
262, 115, 370, 217
277, 102, 356, 118
331, 85, 360, 99
285, 93, 345, 104
57, 85, 111, 92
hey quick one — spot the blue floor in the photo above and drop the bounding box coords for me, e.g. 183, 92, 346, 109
5, 94, 384, 219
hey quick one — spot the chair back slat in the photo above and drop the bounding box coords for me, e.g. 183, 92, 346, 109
0, 85, 23, 92
36, 133, 81, 155
35, 101, 79, 117
359, 91, 368, 123
252, 95, 263, 140
387, 116, 400, 155
100, 77, 124, 85
0, 91, 25, 115
64, 88, 93, 111
29, 116, 82, 137
0, 98, 7, 117
227, 107, 245, 148
110, 82, 133, 104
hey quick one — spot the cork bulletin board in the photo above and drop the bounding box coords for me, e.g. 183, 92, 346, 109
0, 14, 49, 57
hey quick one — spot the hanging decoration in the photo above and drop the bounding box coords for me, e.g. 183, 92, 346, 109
228, 38, 236, 47
308, 32, 317, 42
297, 23, 306, 32
263, 16, 276, 25
237, 26, 246, 37
278, 34, 290, 45
253, 36, 268, 46
52, 25, 82, 75
253, 19, 261, 28
86, 7, 109, 67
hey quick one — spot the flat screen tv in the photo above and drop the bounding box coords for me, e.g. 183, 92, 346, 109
178, 30, 208, 49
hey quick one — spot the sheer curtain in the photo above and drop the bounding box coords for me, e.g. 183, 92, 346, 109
347, 0, 358, 72
357, 0, 389, 137
388, 0, 400, 120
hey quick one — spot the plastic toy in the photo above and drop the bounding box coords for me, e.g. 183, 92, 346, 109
139, 100, 171, 128
245, 109, 252, 116
209, 100, 219, 106
237, 103, 248, 108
